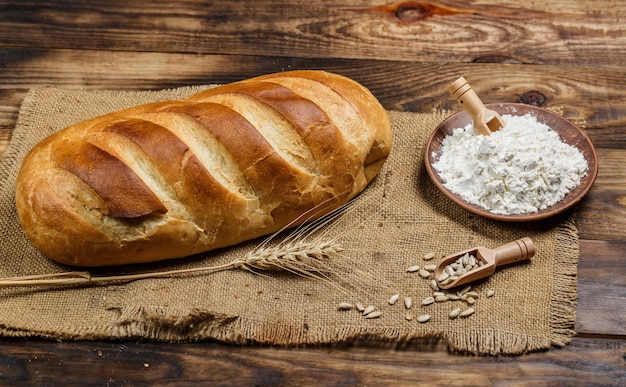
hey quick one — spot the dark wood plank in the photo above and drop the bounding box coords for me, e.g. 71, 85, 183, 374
2, 1, 626, 66
3, 48, 626, 143
576, 240, 626, 335
576, 150, 626, 241
0, 337, 624, 385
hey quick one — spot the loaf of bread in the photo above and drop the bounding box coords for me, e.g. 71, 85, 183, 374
15, 70, 392, 267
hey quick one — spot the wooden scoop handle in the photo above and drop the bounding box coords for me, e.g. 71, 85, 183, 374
447, 76, 499, 135
492, 237, 536, 266
448, 77, 488, 117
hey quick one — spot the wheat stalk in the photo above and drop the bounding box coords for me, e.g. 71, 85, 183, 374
0, 239, 345, 287
0, 197, 355, 288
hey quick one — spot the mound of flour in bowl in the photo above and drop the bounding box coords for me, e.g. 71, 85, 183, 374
432, 113, 588, 215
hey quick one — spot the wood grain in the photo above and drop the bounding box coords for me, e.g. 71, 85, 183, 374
3, 49, 626, 142
577, 149, 626, 241
576, 240, 626, 335
2, 1, 626, 66
0, 337, 624, 385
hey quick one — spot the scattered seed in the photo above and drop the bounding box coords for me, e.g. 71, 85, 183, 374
405, 310, 414, 321
459, 285, 472, 295
433, 291, 446, 297
430, 280, 439, 292
418, 268, 431, 279
417, 314, 431, 323
355, 302, 365, 312
365, 310, 382, 319
406, 265, 420, 273
486, 289, 495, 298
465, 296, 476, 305
464, 291, 480, 298
435, 295, 449, 303
460, 307, 475, 317
423, 264, 437, 272
446, 293, 462, 301
423, 252, 436, 260
363, 305, 375, 315
421, 296, 435, 306
337, 302, 353, 311
404, 297, 413, 309
388, 294, 400, 305
449, 307, 461, 319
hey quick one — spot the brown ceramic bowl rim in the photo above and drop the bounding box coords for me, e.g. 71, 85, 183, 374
424, 103, 599, 222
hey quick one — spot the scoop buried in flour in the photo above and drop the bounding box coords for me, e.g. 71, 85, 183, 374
433, 237, 535, 290
447, 76, 506, 135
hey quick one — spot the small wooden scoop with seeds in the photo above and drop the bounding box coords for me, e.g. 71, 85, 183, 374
434, 237, 535, 289
448, 76, 506, 135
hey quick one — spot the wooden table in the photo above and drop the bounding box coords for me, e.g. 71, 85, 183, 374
1, 1, 624, 384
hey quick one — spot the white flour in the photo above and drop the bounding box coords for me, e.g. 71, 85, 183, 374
432, 113, 588, 215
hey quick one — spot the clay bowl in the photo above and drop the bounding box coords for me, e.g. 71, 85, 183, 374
424, 103, 598, 222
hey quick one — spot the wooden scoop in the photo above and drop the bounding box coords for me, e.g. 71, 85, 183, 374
433, 237, 535, 290
447, 76, 506, 135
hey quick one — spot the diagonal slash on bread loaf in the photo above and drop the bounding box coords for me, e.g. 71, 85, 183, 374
15, 70, 392, 267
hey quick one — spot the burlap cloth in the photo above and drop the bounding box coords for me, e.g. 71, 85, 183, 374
0, 86, 579, 355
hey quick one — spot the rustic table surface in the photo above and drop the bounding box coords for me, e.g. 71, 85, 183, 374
1, 0, 625, 385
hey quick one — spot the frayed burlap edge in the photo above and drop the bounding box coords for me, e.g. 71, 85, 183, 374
549, 214, 579, 347
441, 215, 579, 356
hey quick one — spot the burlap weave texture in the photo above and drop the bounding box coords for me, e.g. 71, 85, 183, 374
0, 86, 578, 355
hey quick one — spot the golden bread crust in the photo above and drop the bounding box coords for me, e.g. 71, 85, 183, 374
15, 70, 392, 266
